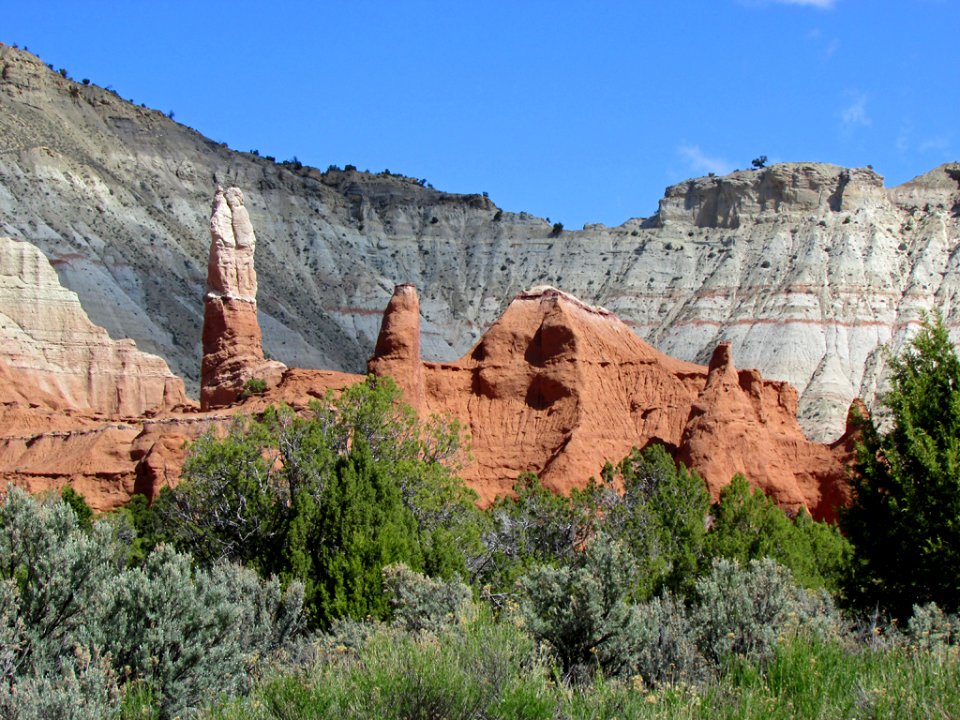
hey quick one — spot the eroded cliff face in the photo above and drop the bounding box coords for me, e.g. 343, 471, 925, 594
0, 235, 188, 415
0, 44, 957, 442
370, 284, 853, 519
0, 190, 854, 518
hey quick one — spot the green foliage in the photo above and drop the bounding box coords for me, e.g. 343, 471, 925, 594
597, 443, 710, 598
521, 532, 643, 682
550, 221, 564, 237
101, 546, 304, 717
290, 438, 423, 626
706, 474, 850, 592
476, 472, 588, 594
166, 376, 482, 627
207, 611, 960, 720
906, 602, 960, 650
0, 486, 304, 718
239, 377, 267, 398
842, 313, 960, 618
693, 558, 821, 666
382, 563, 472, 633
59, 485, 93, 530
629, 592, 707, 686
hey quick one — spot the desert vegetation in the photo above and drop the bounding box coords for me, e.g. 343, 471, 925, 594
3, 319, 960, 718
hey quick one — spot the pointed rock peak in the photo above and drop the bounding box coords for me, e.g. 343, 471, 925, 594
201, 187, 285, 410
708, 343, 734, 373
368, 284, 425, 412
706, 343, 739, 386
372, 284, 422, 361
207, 186, 257, 301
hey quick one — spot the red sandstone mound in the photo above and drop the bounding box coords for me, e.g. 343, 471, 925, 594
370, 284, 855, 518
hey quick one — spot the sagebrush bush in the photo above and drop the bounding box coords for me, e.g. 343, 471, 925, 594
907, 602, 960, 649
382, 563, 472, 633
693, 557, 811, 666
0, 486, 304, 718
521, 532, 643, 682
629, 592, 707, 686
0, 644, 119, 720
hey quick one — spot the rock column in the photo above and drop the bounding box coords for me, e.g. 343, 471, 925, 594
367, 284, 426, 413
200, 187, 285, 410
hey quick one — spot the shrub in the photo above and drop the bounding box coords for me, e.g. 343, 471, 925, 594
594, 443, 710, 598
629, 592, 707, 686
101, 546, 304, 716
705, 474, 850, 593
0, 487, 304, 718
240, 377, 267, 398
550, 222, 564, 237
382, 564, 472, 633
520, 533, 643, 682
166, 377, 481, 627
59, 485, 93, 530
475, 473, 588, 594
907, 602, 960, 649
693, 557, 810, 666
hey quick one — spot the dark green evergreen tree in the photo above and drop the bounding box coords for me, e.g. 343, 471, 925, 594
161, 376, 482, 628
289, 437, 422, 627
600, 444, 710, 598
705, 475, 849, 593
842, 313, 960, 617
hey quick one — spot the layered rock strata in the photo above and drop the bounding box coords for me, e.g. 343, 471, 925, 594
1, 45, 957, 442
0, 183, 855, 521
200, 188, 285, 409
0, 236, 188, 415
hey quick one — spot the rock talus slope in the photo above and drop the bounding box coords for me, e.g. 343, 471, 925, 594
1, 45, 957, 441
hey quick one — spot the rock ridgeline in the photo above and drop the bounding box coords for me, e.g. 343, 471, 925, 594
0, 187, 853, 519
201, 187, 286, 409
1, 44, 957, 442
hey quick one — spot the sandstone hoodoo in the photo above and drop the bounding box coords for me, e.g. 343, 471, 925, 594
368, 284, 426, 413
677, 343, 850, 521
201, 187, 286, 410
371, 284, 855, 518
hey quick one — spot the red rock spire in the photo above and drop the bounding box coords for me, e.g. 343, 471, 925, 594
368, 284, 425, 412
200, 187, 285, 410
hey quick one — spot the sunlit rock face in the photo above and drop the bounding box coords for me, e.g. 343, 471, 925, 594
372, 284, 855, 520
201, 187, 285, 410
1, 44, 958, 441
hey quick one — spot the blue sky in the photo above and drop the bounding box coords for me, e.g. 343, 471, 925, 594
4, 1, 957, 229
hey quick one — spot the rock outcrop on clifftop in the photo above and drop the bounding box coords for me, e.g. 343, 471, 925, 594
0, 236, 188, 415
201, 188, 286, 409
1, 44, 956, 442
370, 284, 853, 519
